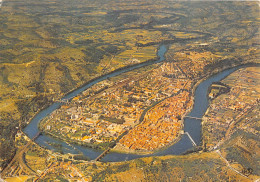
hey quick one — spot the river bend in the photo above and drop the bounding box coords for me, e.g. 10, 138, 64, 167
24, 44, 240, 162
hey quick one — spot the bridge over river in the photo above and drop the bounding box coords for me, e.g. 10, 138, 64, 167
184, 116, 202, 120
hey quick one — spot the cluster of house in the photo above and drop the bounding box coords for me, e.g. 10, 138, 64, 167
46, 54, 213, 150
43, 161, 84, 180
119, 91, 192, 151
174, 51, 218, 79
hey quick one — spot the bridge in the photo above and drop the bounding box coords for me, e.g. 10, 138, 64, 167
184, 116, 202, 120
184, 132, 197, 146
55, 99, 70, 104
32, 132, 41, 141
94, 148, 111, 162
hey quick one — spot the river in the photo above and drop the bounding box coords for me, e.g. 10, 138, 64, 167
23, 44, 240, 162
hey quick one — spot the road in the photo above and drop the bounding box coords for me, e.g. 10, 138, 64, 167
0, 131, 43, 178
215, 150, 248, 179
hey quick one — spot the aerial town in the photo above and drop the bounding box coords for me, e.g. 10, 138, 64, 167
0, 0, 259, 181
42, 49, 216, 152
